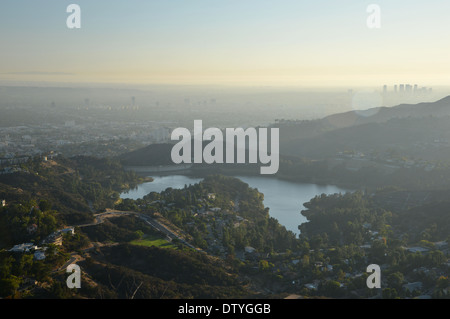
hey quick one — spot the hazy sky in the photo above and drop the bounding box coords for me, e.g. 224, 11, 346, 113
1, 0, 450, 87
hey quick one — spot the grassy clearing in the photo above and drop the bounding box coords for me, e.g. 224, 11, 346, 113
129, 233, 177, 249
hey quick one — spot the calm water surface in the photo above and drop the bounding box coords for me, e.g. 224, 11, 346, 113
121, 175, 352, 236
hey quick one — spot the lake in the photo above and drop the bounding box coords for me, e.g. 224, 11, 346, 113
121, 175, 352, 236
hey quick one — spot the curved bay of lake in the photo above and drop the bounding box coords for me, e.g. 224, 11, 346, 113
121, 175, 352, 236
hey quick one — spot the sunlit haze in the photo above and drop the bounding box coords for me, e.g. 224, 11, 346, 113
1, 0, 450, 87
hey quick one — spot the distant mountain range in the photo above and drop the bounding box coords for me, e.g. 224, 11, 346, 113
278, 95, 450, 159
321, 95, 450, 130
119, 96, 450, 166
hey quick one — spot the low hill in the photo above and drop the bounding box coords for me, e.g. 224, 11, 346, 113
281, 115, 450, 159
118, 143, 175, 166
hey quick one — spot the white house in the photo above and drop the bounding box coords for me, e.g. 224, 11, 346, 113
207, 193, 216, 200
9, 243, 35, 253
245, 246, 256, 254
304, 281, 319, 290
60, 227, 75, 235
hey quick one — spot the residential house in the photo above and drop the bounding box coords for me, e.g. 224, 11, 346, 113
304, 281, 320, 290
34, 250, 46, 261
9, 243, 36, 253
406, 246, 430, 254
245, 246, 256, 254
403, 282, 423, 293
60, 227, 75, 235
207, 193, 216, 200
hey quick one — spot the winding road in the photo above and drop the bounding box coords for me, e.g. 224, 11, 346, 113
75, 209, 200, 251
56, 209, 202, 273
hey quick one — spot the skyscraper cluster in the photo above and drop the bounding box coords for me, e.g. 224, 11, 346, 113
384, 84, 432, 95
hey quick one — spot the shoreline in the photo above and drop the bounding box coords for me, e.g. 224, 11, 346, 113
125, 165, 364, 193
121, 168, 357, 237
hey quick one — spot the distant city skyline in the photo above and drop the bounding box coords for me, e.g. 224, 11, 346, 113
382, 83, 433, 94
1, 1, 450, 87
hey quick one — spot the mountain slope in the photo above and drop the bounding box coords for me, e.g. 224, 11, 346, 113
118, 96, 450, 164
321, 95, 450, 129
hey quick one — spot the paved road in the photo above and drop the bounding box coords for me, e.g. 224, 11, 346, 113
138, 214, 199, 251
74, 209, 201, 251
54, 209, 203, 276
75, 210, 137, 228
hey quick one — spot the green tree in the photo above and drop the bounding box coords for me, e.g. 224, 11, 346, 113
134, 230, 144, 240
39, 199, 52, 212
382, 288, 399, 299
369, 240, 387, 263
0, 255, 14, 278
387, 272, 404, 291
0, 275, 21, 298
259, 260, 270, 271
16, 254, 34, 277
426, 250, 445, 267
436, 276, 450, 290
320, 280, 342, 298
